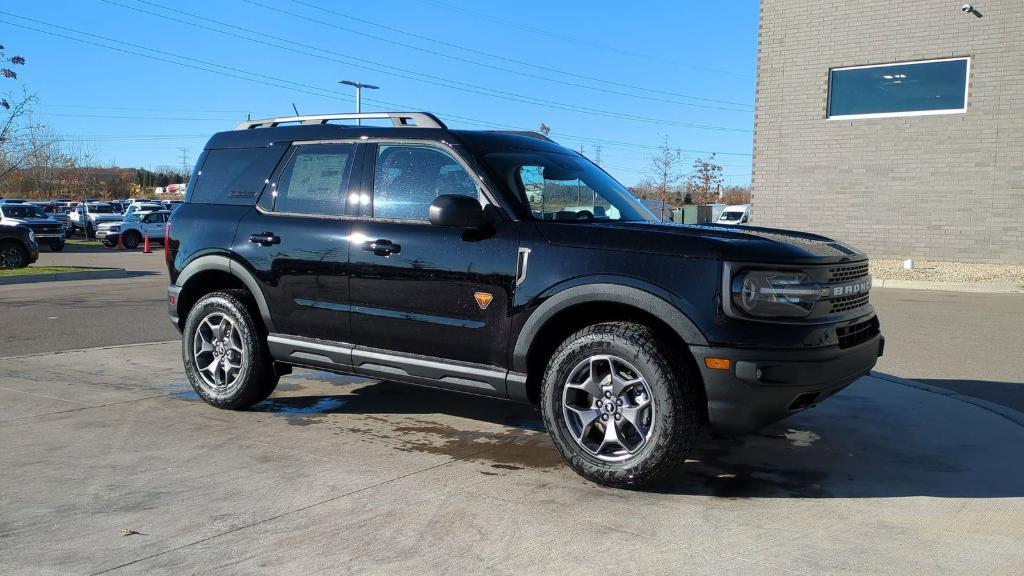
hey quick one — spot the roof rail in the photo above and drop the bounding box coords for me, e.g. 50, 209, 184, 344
234, 112, 446, 130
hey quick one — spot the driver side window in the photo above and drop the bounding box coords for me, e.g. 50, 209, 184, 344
372, 145, 480, 221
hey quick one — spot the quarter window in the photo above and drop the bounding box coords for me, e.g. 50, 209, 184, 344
827, 58, 969, 119
372, 145, 480, 221
267, 144, 357, 216
190, 147, 282, 205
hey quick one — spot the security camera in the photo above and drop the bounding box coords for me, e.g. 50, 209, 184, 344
961, 4, 974, 13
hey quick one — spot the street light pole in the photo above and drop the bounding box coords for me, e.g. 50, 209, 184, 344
338, 80, 380, 126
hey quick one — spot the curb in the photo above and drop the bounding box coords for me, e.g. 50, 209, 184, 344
871, 371, 1024, 429
874, 279, 1024, 294
0, 340, 179, 361
0, 267, 127, 285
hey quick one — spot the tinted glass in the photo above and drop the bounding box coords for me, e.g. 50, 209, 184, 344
373, 145, 479, 220
828, 59, 968, 117
483, 152, 655, 223
267, 144, 357, 216
190, 147, 282, 205
88, 204, 116, 213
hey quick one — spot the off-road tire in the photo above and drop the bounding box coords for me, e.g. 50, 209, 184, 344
182, 289, 278, 409
85, 224, 95, 239
540, 321, 700, 488
0, 241, 29, 269
122, 230, 141, 249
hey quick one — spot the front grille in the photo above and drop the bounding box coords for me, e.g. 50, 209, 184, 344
30, 224, 63, 235
830, 293, 870, 313
829, 262, 869, 283
836, 316, 879, 349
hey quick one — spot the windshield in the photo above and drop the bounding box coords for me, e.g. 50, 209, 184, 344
88, 204, 115, 213
123, 214, 141, 223
482, 152, 656, 223
719, 211, 743, 222
1, 205, 46, 218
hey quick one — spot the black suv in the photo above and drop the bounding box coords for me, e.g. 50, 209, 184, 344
167, 112, 883, 487
0, 223, 39, 269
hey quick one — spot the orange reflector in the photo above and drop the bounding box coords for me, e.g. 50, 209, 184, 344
704, 357, 731, 371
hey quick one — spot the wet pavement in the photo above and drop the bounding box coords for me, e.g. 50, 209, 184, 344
1, 342, 1022, 575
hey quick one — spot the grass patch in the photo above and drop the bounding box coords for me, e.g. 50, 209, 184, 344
0, 266, 106, 277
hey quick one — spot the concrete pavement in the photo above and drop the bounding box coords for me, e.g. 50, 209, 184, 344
1, 342, 1022, 575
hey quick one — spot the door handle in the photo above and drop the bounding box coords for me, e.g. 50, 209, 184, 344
249, 232, 281, 246
363, 239, 401, 256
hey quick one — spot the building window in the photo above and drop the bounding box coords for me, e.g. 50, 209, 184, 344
827, 57, 970, 119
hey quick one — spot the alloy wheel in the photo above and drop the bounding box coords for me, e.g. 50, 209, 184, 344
561, 354, 656, 462
193, 312, 245, 391
0, 246, 24, 269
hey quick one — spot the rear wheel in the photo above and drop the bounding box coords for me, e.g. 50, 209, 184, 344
122, 230, 141, 249
182, 290, 278, 409
0, 241, 29, 269
540, 322, 700, 488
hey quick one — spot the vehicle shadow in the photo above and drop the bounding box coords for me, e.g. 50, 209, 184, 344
905, 377, 1024, 415
244, 374, 1024, 499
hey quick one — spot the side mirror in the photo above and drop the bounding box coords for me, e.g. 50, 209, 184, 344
429, 194, 486, 228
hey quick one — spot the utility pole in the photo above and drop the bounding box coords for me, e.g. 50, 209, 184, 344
179, 148, 190, 180
339, 80, 380, 125
594, 144, 603, 166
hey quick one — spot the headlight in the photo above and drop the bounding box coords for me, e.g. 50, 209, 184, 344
731, 270, 825, 319
27, 229, 35, 242
109, 226, 120, 232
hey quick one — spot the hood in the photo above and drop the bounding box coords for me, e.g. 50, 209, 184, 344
1, 216, 59, 227
90, 214, 122, 221
97, 220, 123, 228
536, 221, 867, 265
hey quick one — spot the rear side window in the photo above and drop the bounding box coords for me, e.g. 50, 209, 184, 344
261, 144, 358, 216
189, 147, 283, 205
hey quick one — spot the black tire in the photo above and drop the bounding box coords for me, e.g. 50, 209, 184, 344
85, 224, 95, 239
122, 230, 141, 249
182, 290, 278, 409
0, 241, 29, 269
540, 322, 700, 488
50, 241, 65, 252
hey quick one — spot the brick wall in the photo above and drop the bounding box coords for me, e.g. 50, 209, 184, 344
753, 0, 1024, 263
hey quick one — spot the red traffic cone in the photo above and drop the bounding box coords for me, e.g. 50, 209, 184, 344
114, 233, 125, 250
143, 235, 151, 254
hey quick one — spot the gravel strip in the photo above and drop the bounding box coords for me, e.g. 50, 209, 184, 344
870, 259, 1024, 283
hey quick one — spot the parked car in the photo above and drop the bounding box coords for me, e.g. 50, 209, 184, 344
96, 209, 170, 248
0, 203, 66, 251
69, 202, 121, 238
167, 112, 882, 488
717, 204, 751, 225
0, 224, 39, 269
122, 202, 164, 219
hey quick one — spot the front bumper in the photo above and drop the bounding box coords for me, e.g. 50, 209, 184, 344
690, 332, 884, 436
95, 229, 116, 241
33, 233, 64, 243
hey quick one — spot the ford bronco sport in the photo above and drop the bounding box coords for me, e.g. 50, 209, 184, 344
167, 112, 883, 487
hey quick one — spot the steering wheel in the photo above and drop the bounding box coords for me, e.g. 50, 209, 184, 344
575, 210, 595, 221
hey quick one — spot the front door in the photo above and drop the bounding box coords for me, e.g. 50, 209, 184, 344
348, 143, 519, 374
233, 142, 363, 341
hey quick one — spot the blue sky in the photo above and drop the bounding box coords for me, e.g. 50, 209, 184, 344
0, 0, 758, 186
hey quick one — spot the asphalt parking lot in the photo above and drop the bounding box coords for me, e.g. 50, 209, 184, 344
1, 246, 1022, 575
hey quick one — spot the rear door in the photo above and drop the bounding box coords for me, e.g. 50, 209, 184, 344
233, 141, 364, 341
347, 142, 520, 392
140, 212, 166, 238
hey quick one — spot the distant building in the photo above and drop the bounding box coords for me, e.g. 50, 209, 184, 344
753, 1, 1023, 263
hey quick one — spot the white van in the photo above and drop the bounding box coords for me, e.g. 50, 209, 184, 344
717, 204, 751, 225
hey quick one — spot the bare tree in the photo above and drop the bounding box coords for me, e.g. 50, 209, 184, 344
0, 42, 42, 189
719, 184, 751, 205
684, 154, 725, 206
647, 135, 684, 220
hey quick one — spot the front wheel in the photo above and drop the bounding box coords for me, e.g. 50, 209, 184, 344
122, 230, 141, 249
182, 290, 279, 409
0, 241, 29, 269
540, 322, 700, 488
50, 241, 65, 252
